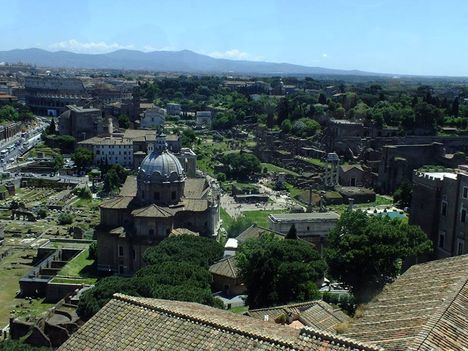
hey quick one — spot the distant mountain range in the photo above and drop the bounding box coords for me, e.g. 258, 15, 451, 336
0, 48, 378, 76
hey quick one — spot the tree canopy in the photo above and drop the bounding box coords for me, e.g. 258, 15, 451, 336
237, 234, 326, 308
222, 152, 261, 180
325, 210, 433, 302
72, 147, 94, 171
77, 235, 223, 320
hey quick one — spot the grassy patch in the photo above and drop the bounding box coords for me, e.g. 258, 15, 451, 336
51, 277, 97, 285
58, 247, 96, 284
13, 298, 55, 319
72, 197, 102, 211
375, 195, 393, 206
261, 163, 299, 177
242, 209, 287, 228
0, 248, 37, 325
229, 305, 249, 314
303, 157, 326, 168
220, 207, 234, 229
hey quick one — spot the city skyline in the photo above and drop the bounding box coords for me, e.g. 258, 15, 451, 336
1, 0, 468, 76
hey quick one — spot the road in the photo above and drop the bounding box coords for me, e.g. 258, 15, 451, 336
220, 180, 300, 219
0, 118, 48, 172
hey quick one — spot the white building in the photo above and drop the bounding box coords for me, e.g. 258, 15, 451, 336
166, 103, 182, 116
196, 111, 212, 128
140, 107, 166, 129
268, 212, 339, 251
78, 136, 134, 167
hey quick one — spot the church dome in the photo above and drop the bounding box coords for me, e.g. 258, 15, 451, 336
138, 150, 185, 183
137, 133, 185, 184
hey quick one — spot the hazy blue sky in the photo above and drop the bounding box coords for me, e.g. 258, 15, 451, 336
1, 0, 466, 76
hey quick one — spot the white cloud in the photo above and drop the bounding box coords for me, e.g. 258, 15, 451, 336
208, 49, 261, 61
49, 39, 134, 53
142, 45, 175, 52
322, 53, 328, 58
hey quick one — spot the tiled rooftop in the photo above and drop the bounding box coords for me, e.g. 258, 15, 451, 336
247, 300, 350, 333
209, 256, 240, 279
59, 294, 380, 351
344, 254, 468, 351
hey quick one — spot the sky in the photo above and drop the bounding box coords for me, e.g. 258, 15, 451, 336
1, 0, 467, 76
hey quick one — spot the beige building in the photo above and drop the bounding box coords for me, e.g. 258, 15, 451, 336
78, 135, 133, 167
268, 212, 339, 250
97, 133, 219, 275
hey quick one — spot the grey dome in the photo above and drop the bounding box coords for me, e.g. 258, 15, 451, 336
138, 150, 185, 183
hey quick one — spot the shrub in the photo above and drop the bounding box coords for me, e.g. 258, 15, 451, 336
57, 212, 73, 225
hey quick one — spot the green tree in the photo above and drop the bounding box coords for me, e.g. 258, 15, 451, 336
117, 114, 130, 128
36, 208, 48, 219
318, 93, 327, 105
325, 210, 433, 302
57, 212, 73, 225
451, 97, 459, 117
144, 235, 223, 267
227, 216, 254, 238
393, 181, 413, 208
72, 147, 94, 171
237, 235, 326, 308
102, 168, 120, 193
291, 118, 320, 137
222, 152, 261, 180
53, 153, 64, 171
0, 105, 19, 121
0, 340, 50, 351
276, 97, 290, 125
280, 119, 292, 133
47, 119, 57, 135
216, 172, 226, 182
180, 128, 196, 147
77, 236, 223, 320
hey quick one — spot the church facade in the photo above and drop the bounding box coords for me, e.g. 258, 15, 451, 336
96, 134, 220, 275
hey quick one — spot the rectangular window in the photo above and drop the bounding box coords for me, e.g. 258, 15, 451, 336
463, 187, 468, 199
171, 191, 176, 200
458, 241, 464, 255
438, 232, 445, 248
441, 201, 447, 217
118, 246, 124, 257
119, 265, 124, 274
462, 209, 467, 223
154, 192, 160, 201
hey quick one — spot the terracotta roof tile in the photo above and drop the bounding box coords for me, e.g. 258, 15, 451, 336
209, 256, 240, 279
344, 254, 468, 351
59, 294, 381, 351
248, 300, 350, 333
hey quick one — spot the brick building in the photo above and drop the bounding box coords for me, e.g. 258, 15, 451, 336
58, 105, 109, 141
410, 165, 468, 258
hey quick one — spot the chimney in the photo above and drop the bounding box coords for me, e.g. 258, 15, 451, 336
348, 197, 354, 211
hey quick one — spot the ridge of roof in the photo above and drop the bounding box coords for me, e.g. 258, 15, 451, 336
112, 293, 297, 349
131, 204, 173, 217
299, 327, 382, 351
209, 256, 238, 278
248, 300, 321, 313
112, 294, 381, 351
